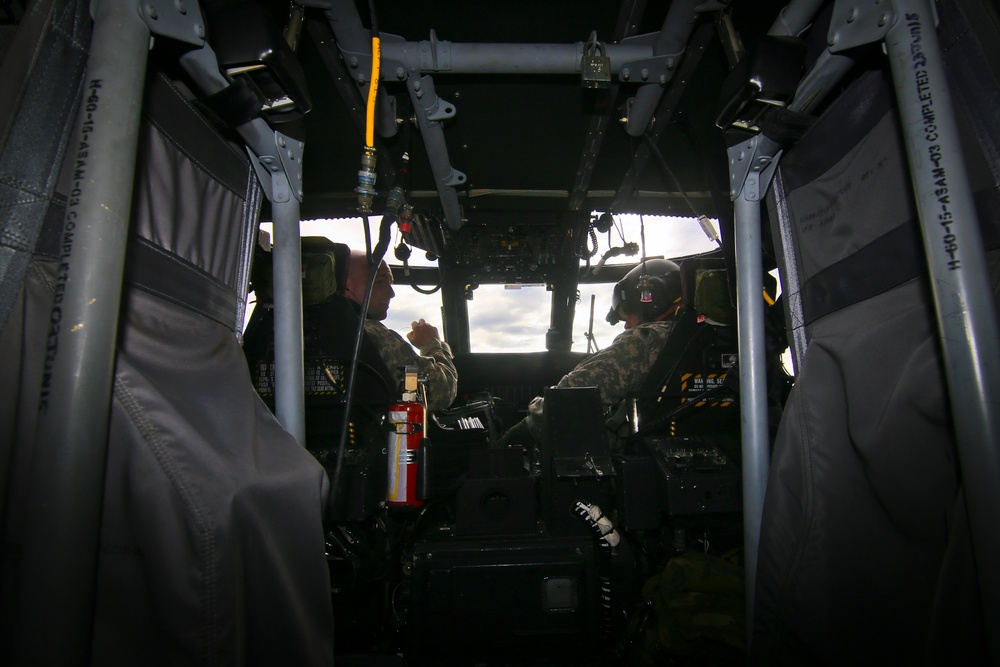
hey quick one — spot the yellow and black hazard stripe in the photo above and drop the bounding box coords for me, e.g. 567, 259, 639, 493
680, 372, 734, 407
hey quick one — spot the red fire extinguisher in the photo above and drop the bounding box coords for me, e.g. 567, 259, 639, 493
387, 366, 424, 508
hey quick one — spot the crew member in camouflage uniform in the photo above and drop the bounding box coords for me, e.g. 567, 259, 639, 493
343, 250, 458, 412
499, 258, 683, 446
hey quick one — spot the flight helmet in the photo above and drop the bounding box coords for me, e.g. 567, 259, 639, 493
606, 258, 682, 325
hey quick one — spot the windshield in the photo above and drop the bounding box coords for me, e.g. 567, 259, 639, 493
248, 215, 721, 352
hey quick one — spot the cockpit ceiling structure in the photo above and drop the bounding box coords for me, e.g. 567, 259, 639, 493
250, 0, 787, 225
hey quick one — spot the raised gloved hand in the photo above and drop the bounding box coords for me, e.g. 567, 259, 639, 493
406, 318, 441, 349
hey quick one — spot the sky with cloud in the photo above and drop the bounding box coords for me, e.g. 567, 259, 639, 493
252, 214, 721, 353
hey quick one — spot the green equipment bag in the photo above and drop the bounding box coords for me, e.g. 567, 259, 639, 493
632, 550, 746, 665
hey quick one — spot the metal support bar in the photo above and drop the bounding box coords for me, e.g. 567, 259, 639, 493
251, 130, 306, 443
883, 1, 1000, 655
547, 258, 580, 352
271, 199, 306, 443
307, 20, 396, 186
768, 0, 826, 37
322, 0, 462, 227
787, 48, 856, 115
322, 4, 397, 138
379, 38, 650, 76
246, 133, 307, 446
325, 2, 689, 83
321, 0, 368, 55
440, 273, 471, 355
624, 0, 702, 136
728, 135, 780, 644
12, 0, 151, 662
611, 22, 716, 212
568, 0, 645, 211
771, 0, 855, 116
407, 74, 465, 230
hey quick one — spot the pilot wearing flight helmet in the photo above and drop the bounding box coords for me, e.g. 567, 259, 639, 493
497, 258, 683, 447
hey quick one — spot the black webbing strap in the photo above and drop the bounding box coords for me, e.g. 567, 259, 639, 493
0, 0, 90, 333
801, 186, 1000, 326
193, 77, 267, 129
144, 71, 251, 198
634, 311, 712, 421
632, 386, 730, 441
124, 236, 240, 330
801, 219, 924, 326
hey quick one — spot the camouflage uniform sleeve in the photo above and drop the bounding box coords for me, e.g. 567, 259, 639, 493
525, 321, 674, 437
412, 337, 459, 412
363, 320, 458, 412
556, 322, 674, 403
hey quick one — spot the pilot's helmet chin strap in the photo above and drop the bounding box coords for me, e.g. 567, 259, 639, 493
646, 296, 683, 323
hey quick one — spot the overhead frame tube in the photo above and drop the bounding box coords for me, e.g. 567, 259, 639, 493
12, 0, 151, 662
379, 40, 651, 75
884, 1, 1000, 654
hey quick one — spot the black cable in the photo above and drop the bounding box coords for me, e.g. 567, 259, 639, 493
366, 0, 378, 36
573, 502, 616, 642
398, 98, 412, 191
331, 212, 395, 502
409, 278, 443, 295
614, 217, 625, 244
363, 215, 373, 264
587, 226, 599, 259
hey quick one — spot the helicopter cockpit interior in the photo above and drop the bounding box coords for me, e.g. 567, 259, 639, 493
1, 0, 998, 665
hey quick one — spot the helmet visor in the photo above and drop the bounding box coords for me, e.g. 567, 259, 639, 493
606, 280, 626, 324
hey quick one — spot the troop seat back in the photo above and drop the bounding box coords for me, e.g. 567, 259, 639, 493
634, 257, 740, 442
